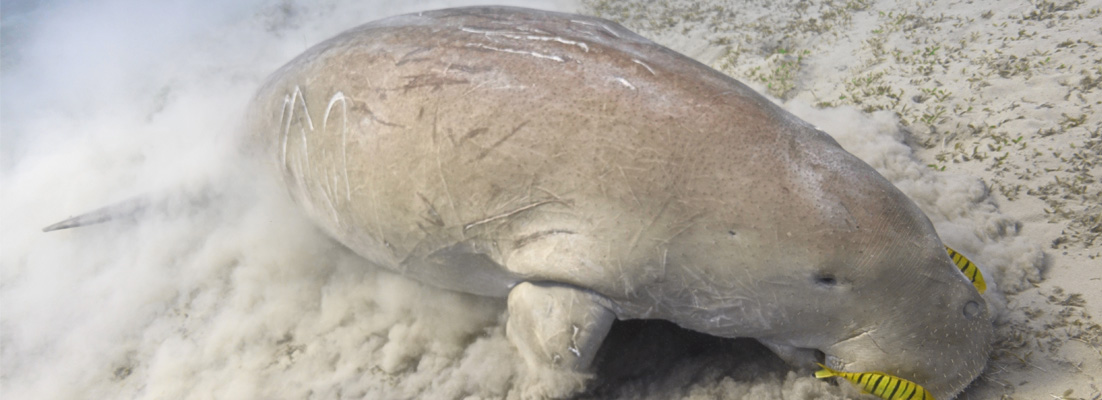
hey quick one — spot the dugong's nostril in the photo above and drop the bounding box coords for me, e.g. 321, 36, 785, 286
963, 300, 981, 319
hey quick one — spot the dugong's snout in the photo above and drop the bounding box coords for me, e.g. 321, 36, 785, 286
821, 269, 995, 399
662, 205, 995, 399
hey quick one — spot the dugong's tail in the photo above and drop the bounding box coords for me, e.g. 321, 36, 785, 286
42, 187, 215, 232
42, 197, 151, 232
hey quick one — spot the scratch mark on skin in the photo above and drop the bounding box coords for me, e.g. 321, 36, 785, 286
513, 229, 576, 249
279, 86, 315, 172
300, 125, 310, 174
464, 43, 565, 62
446, 63, 493, 74
293, 156, 309, 206
865, 329, 888, 355
279, 94, 292, 168
401, 74, 470, 92
474, 120, 530, 161
461, 127, 489, 142
293, 89, 318, 187
680, 266, 707, 309
418, 193, 445, 227
279, 87, 317, 183
532, 186, 573, 206
366, 111, 404, 128
463, 199, 563, 232
616, 165, 642, 207
432, 105, 460, 227
661, 213, 702, 244
330, 170, 342, 209
661, 248, 669, 281
320, 166, 341, 225
293, 86, 316, 130
568, 325, 581, 357
396, 47, 430, 66
346, 97, 405, 128
462, 80, 529, 96
568, 19, 622, 39
628, 199, 672, 252
632, 59, 656, 75
459, 27, 590, 52
512, 25, 552, 35
324, 91, 351, 201
460, 80, 489, 97
614, 77, 636, 90
598, 25, 621, 38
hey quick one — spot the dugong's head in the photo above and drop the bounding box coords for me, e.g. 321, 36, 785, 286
658, 121, 994, 399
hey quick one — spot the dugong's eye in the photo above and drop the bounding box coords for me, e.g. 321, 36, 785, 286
814, 273, 839, 287
963, 300, 981, 319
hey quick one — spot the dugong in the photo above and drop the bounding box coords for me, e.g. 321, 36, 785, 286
244, 6, 992, 398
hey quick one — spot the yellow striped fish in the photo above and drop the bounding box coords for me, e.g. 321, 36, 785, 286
815, 363, 934, 400
945, 246, 987, 293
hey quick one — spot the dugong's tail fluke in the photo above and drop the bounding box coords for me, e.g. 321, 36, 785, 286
42, 187, 216, 232
42, 197, 152, 232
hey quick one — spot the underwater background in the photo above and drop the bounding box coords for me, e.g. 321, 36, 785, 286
2, 0, 1098, 398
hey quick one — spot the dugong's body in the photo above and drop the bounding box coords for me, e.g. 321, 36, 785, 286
247, 6, 992, 398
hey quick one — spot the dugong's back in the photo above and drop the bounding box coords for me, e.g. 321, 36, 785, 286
247, 6, 874, 298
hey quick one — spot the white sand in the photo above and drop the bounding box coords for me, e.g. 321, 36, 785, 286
2, 0, 1098, 399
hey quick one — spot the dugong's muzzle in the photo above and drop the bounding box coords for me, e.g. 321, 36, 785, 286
822, 297, 994, 399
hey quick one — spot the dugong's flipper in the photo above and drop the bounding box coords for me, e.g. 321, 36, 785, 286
507, 282, 615, 397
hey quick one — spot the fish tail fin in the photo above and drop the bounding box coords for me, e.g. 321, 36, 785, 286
972, 268, 988, 293
945, 245, 988, 294
814, 363, 836, 379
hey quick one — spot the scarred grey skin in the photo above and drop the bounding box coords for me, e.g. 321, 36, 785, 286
245, 6, 993, 398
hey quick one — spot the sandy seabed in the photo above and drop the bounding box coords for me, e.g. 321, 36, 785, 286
1, 0, 1099, 399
